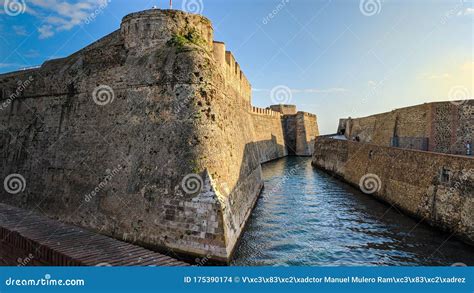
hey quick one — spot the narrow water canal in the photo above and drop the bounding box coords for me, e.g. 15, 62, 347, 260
231, 157, 474, 266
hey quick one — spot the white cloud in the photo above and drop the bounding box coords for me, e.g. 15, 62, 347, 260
12, 25, 28, 36
420, 73, 452, 80
461, 61, 474, 71
1, 0, 111, 39
38, 24, 54, 39
252, 88, 348, 94
0, 63, 21, 68
23, 49, 41, 58
457, 7, 474, 16
293, 88, 348, 94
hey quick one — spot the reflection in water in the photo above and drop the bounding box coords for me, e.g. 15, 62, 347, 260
231, 157, 474, 266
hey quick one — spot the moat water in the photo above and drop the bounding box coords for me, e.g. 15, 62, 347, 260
231, 157, 474, 266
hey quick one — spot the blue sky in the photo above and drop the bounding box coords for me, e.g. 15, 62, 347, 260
0, 0, 472, 133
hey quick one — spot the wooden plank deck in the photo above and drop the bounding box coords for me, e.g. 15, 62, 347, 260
0, 203, 189, 266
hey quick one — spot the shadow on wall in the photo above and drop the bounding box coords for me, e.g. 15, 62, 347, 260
0, 107, 288, 264
253, 134, 287, 163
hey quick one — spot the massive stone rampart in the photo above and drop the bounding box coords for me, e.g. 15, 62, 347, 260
338, 101, 473, 156
0, 9, 318, 262
312, 137, 474, 245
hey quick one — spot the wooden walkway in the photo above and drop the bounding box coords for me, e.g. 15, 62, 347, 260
0, 204, 189, 266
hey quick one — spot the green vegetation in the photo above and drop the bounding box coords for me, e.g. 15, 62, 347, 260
190, 159, 200, 174
194, 112, 202, 120
167, 29, 206, 51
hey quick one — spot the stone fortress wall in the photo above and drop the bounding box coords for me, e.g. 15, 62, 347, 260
212, 41, 318, 159
0, 9, 318, 262
314, 101, 474, 246
338, 101, 473, 156
248, 105, 318, 161
312, 137, 474, 245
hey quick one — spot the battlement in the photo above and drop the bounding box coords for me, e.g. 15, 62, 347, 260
250, 106, 282, 117
212, 41, 252, 105
269, 104, 297, 115
298, 111, 317, 118
248, 105, 318, 120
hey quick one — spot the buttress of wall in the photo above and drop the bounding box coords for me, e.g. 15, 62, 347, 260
249, 107, 287, 163
212, 42, 251, 106
298, 112, 319, 156
292, 112, 318, 156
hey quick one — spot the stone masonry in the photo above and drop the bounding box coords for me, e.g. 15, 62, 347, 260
312, 136, 474, 245
0, 9, 318, 262
338, 101, 473, 156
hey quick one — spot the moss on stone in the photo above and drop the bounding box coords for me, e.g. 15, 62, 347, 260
167, 29, 206, 51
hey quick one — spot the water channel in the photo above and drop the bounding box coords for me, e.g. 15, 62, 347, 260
232, 157, 474, 266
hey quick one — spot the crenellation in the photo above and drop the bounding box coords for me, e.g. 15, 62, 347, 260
299, 111, 317, 118
212, 41, 226, 68
213, 49, 252, 104
269, 104, 297, 115
250, 106, 281, 117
